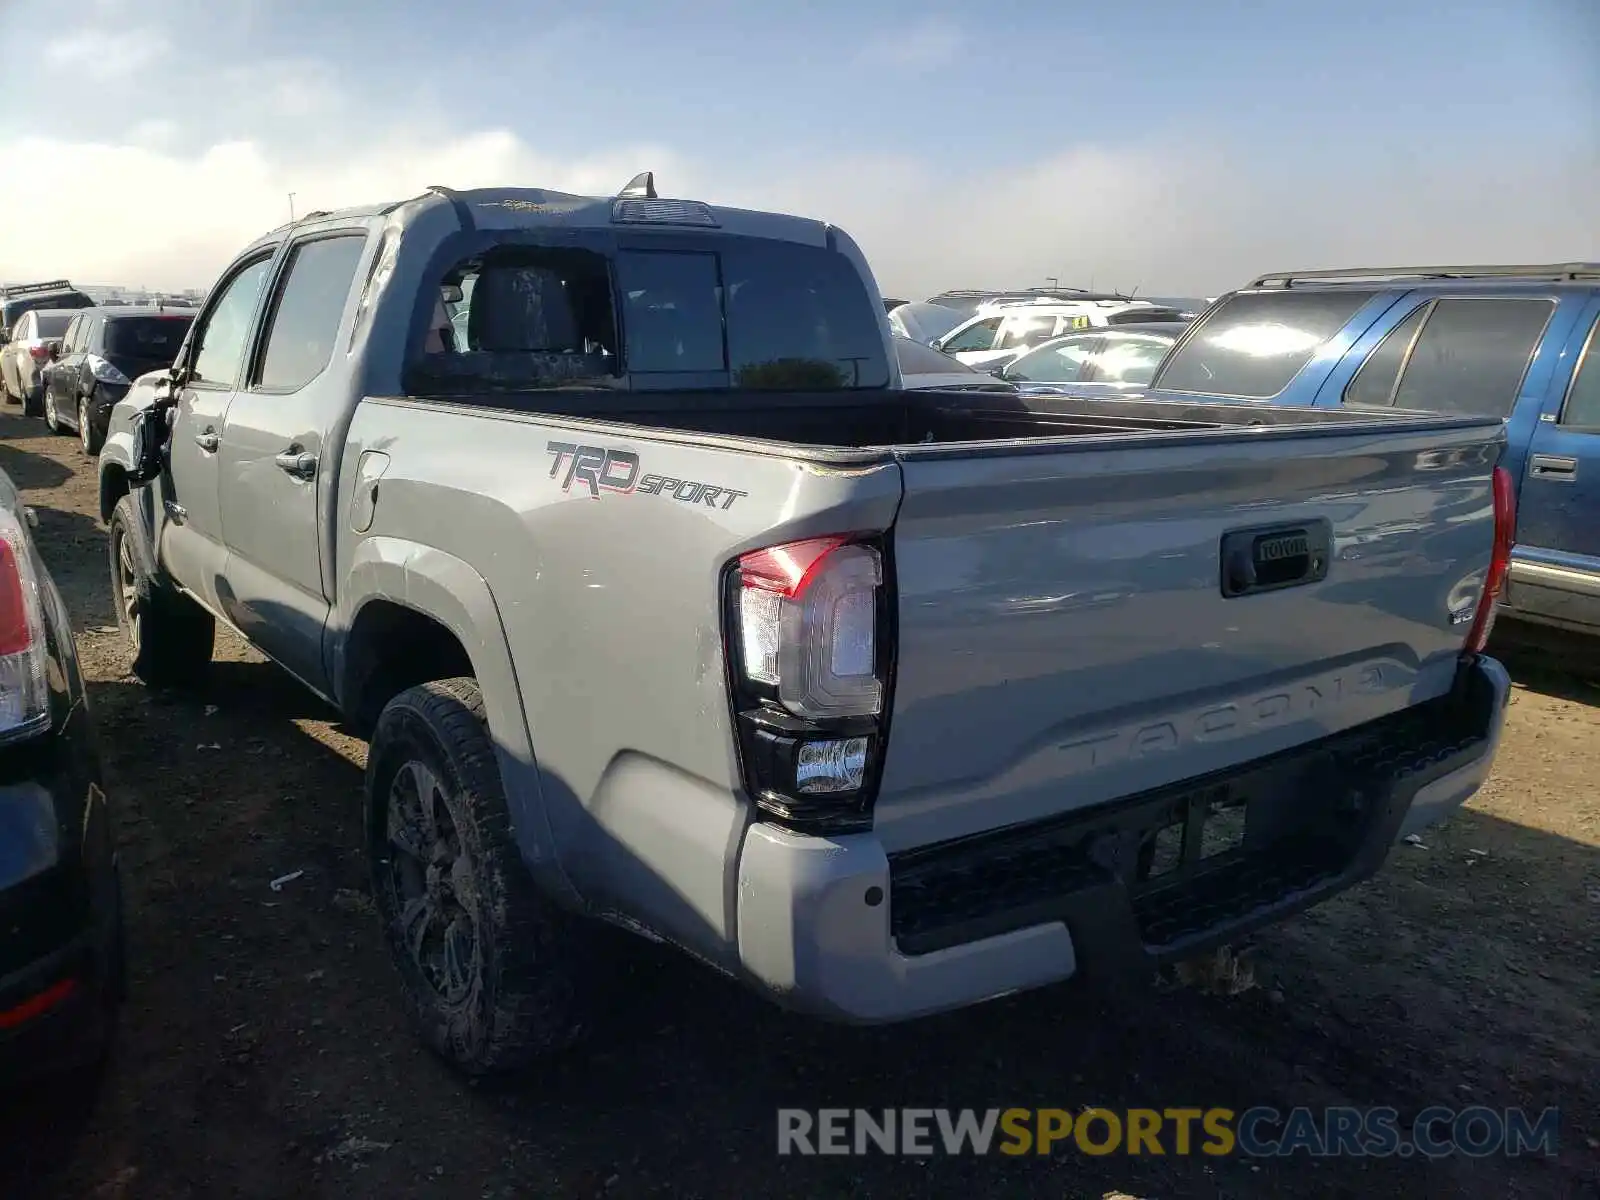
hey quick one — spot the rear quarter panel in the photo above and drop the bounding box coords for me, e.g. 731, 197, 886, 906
336, 398, 902, 949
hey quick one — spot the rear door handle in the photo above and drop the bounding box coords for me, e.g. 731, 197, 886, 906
1530, 454, 1578, 481
194, 431, 219, 452
274, 449, 318, 480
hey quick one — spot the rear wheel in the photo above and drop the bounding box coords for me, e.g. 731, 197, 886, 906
366, 678, 585, 1075
79, 397, 103, 455
108, 494, 214, 687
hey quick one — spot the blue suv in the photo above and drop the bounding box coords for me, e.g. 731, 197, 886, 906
1138, 263, 1600, 639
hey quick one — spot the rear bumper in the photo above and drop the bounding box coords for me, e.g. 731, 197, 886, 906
732, 655, 1510, 1022
0, 931, 116, 1086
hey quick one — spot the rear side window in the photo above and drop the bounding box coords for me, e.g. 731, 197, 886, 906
106, 315, 194, 359
1154, 290, 1377, 398
1005, 335, 1099, 383
1083, 335, 1172, 385
256, 235, 367, 390
1388, 298, 1553, 418
1558, 315, 1600, 428
940, 317, 1001, 353
1343, 305, 1428, 407
995, 314, 1059, 351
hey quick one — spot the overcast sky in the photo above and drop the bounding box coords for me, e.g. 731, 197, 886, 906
1, 0, 1596, 298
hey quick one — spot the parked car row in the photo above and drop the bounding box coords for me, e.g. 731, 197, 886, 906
0, 279, 194, 455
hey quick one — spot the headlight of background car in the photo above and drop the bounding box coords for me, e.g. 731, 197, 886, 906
0, 782, 59, 886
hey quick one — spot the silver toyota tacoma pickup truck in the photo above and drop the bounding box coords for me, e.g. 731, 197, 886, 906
97, 176, 1515, 1075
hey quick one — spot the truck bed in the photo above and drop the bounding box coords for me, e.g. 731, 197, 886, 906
397, 387, 1460, 458
339, 376, 1506, 988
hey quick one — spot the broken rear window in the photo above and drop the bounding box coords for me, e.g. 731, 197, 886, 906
407, 237, 890, 394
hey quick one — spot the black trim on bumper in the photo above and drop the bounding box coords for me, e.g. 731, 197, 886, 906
889, 660, 1500, 962
0, 932, 113, 1085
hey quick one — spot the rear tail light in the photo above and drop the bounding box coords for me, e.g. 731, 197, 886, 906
27, 343, 51, 362
1462, 465, 1516, 657
0, 505, 50, 738
724, 534, 893, 834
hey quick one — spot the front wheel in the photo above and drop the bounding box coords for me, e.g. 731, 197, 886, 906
108, 494, 214, 687
43, 389, 65, 434
366, 678, 585, 1075
79, 397, 104, 456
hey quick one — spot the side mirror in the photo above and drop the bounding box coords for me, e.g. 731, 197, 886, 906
48, 345, 60, 361
440, 284, 464, 305
0, 329, 9, 344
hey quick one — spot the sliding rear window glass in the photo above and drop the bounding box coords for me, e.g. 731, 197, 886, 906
615, 241, 890, 388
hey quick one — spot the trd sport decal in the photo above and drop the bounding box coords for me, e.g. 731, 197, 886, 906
546, 441, 749, 510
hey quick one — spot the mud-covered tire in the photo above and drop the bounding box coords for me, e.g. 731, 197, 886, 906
366, 677, 584, 1075
108, 494, 214, 687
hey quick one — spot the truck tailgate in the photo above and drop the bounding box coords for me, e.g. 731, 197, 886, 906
874, 419, 1503, 852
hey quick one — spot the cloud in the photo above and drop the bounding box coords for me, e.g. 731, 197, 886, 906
857, 18, 963, 72
1, 121, 1596, 298
42, 27, 168, 81
0, 50, 1595, 298
0, 129, 688, 289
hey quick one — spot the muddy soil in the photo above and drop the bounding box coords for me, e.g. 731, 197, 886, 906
0, 410, 1594, 1199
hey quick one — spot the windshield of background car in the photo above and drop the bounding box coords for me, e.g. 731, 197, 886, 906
1152, 289, 1377, 398
894, 337, 977, 375
410, 237, 891, 393
106, 315, 195, 359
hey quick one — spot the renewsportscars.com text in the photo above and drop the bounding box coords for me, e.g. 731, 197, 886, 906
776, 1106, 1560, 1159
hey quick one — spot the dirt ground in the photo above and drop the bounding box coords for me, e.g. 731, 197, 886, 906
0, 408, 1595, 1200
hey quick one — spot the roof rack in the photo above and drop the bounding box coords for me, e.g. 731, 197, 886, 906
1, 279, 76, 298
1250, 263, 1600, 289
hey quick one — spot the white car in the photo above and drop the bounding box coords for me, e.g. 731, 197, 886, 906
931, 299, 1188, 369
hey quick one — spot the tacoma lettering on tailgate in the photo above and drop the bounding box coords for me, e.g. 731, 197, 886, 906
546, 441, 748, 509
1057, 664, 1393, 772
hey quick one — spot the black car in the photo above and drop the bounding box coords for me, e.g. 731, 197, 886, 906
41, 307, 195, 455
0, 470, 123, 1086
